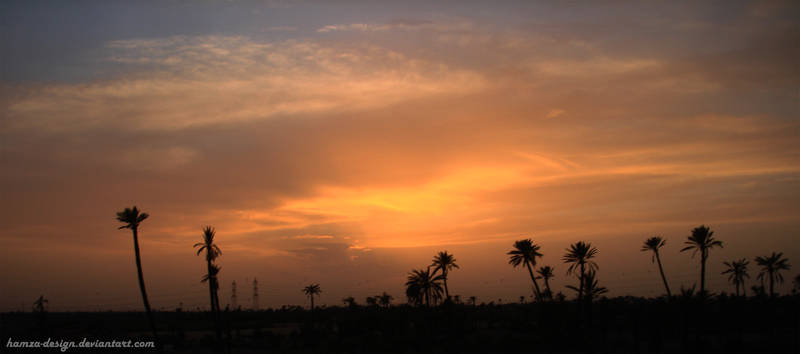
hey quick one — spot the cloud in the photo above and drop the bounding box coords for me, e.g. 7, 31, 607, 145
5, 36, 487, 132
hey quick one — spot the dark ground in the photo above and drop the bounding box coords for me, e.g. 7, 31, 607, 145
3, 295, 799, 353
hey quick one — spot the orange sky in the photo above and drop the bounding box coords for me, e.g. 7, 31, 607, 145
1, 1, 799, 311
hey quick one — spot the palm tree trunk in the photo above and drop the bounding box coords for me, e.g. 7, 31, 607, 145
578, 263, 585, 302
525, 263, 542, 302
206, 261, 221, 340
443, 270, 450, 300
655, 251, 671, 298
310, 295, 315, 312
769, 270, 775, 298
700, 252, 707, 297
544, 278, 552, 300
132, 228, 159, 343
742, 278, 747, 297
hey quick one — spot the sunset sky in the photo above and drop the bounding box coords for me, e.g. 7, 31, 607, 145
1, 0, 799, 311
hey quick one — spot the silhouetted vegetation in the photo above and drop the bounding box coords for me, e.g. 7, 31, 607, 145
680, 225, 723, 298
642, 236, 672, 298
116, 206, 159, 345
755, 252, 791, 298
7, 219, 798, 353
508, 239, 544, 302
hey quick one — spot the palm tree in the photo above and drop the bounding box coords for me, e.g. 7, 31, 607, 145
536, 266, 555, 300
755, 252, 791, 298
721, 258, 749, 297
431, 251, 460, 301
302, 284, 321, 311
116, 206, 158, 341
194, 227, 222, 314
567, 270, 608, 301
508, 239, 544, 301
562, 241, 599, 301
793, 274, 800, 295
405, 267, 444, 307
201, 264, 221, 313
641, 236, 672, 298
680, 225, 722, 297
33, 295, 48, 313
378, 292, 393, 309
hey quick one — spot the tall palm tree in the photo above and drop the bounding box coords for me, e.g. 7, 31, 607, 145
680, 225, 722, 297
303, 284, 321, 311
194, 227, 222, 314
378, 292, 393, 309
405, 267, 444, 307
721, 258, 749, 297
536, 266, 555, 300
508, 239, 544, 301
431, 251, 460, 301
755, 252, 791, 298
562, 241, 599, 302
641, 236, 672, 298
116, 206, 158, 342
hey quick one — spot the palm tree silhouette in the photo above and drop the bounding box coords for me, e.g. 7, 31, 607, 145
721, 258, 749, 297
793, 274, 800, 294
116, 206, 158, 342
562, 241, 599, 302
536, 266, 555, 300
201, 264, 222, 314
567, 270, 608, 301
508, 239, 544, 301
194, 227, 222, 314
33, 295, 48, 313
431, 251, 459, 301
378, 292, 393, 309
469, 296, 477, 307
641, 236, 672, 298
303, 284, 321, 311
755, 252, 791, 298
405, 267, 444, 307
680, 225, 722, 297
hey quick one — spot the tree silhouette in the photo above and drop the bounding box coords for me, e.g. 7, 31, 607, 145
562, 241, 599, 302
793, 274, 800, 295
508, 239, 544, 301
536, 265, 555, 300
567, 270, 607, 301
33, 295, 48, 313
303, 284, 322, 312
721, 258, 749, 297
193, 226, 222, 339
680, 225, 722, 297
405, 267, 444, 307
641, 236, 672, 298
431, 251, 459, 301
469, 296, 477, 307
201, 264, 221, 317
755, 252, 791, 298
116, 206, 159, 342
342, 296, 357, 309
378, 292, 393, 309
